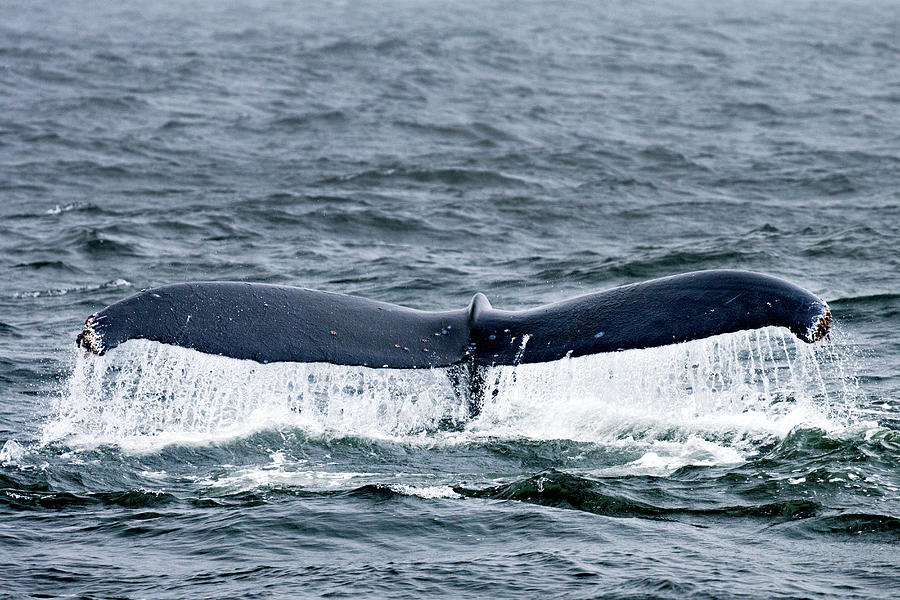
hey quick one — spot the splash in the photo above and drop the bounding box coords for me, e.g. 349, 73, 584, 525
473, 327, 861, 445
45, 339, 466, 449
44, 327, 862, 456
0, 440, 26, 465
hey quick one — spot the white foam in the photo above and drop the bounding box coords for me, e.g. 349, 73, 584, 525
619, 437, 745, 476
44, 202, 89, 215
44, 327, 863, 466
195, 466, 379, 493
181, 448, 378, 493
389, 484, 461, 499
0, 440, 26, 465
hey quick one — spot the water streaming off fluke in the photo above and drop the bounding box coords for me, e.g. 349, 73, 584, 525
47, 327, 860, 454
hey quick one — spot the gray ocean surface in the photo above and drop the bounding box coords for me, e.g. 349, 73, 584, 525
2, 0, 899, 597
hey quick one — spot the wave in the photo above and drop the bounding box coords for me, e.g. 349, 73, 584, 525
453, 469, 899, 537
830, 293, 900, 321
8, 465, 894, 537
43, 202, 98, 216
831, 293, 900, 306
794, 513, 900, 538
9, 279, 131, 300
321, 167, 532, 188
0, 479, 177, 511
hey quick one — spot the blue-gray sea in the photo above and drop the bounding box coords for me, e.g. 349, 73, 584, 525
2, 1, 899, 598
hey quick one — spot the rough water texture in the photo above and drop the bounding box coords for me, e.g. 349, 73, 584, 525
1, 0, 899, 598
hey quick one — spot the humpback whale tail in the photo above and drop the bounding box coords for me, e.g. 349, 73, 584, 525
76, 270, 831, 370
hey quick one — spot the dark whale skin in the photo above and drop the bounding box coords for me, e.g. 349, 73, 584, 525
77, 270, 831, 368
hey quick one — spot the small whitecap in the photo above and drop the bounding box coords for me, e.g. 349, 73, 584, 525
389, 484, 461, 499
0, 440, 26, 464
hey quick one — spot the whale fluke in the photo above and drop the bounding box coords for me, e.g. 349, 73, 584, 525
76, 270, 831, 368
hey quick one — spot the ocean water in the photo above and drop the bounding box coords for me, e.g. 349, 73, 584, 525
2, 0, 899, 597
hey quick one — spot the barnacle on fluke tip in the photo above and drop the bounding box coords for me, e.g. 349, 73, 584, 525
809, 305, 832, 343
75, 313, 103, 355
